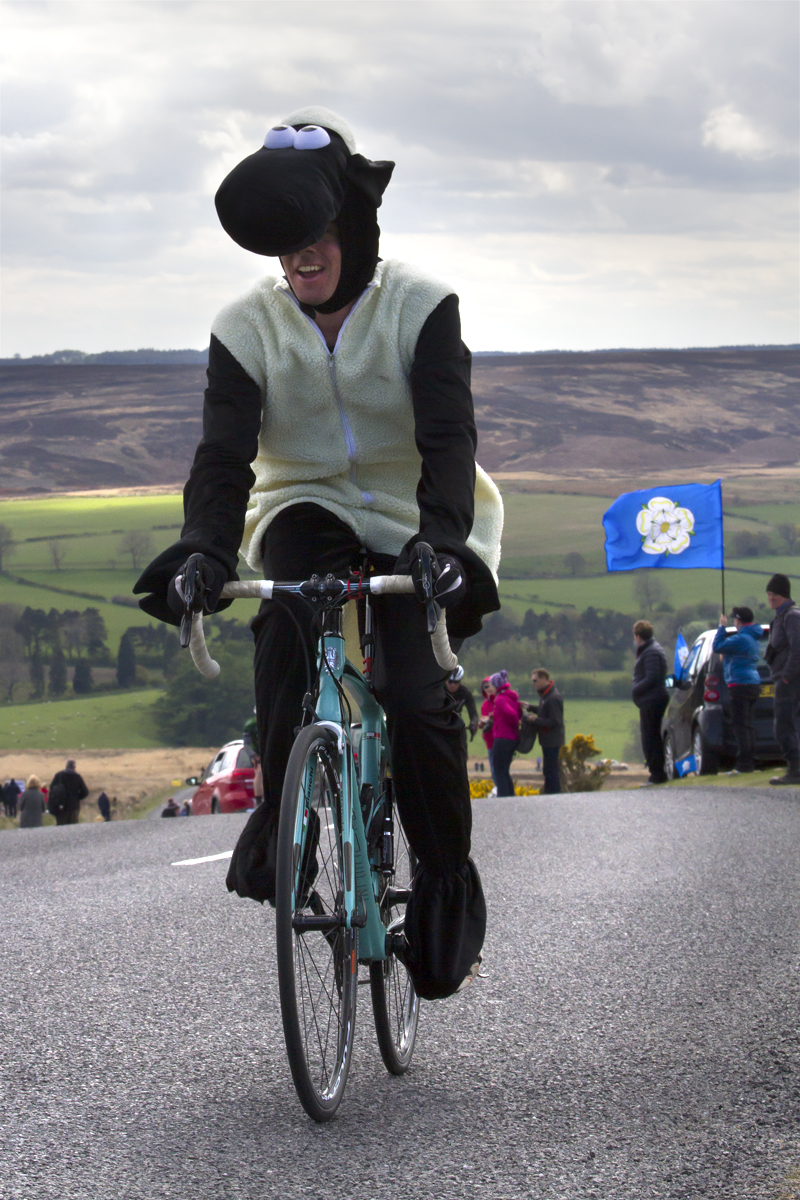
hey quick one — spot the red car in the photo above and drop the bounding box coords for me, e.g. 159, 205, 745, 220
189, 740, 256, 815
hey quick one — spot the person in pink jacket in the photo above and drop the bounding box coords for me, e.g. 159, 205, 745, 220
479, 677, 496, 788
487, 670, 522, 796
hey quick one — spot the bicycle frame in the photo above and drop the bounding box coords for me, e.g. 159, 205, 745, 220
295, 601, 391, 961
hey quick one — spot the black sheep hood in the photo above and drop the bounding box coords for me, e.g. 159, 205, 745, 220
214, 107, 395, 313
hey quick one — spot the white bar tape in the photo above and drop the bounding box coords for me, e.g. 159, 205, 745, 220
431, 616, 458, 671
369, 574, 415, 595
189, 611, 220, 678
370, 576, 458, 671
221, 580, 273, 599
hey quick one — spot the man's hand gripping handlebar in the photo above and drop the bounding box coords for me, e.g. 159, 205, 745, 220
177, 545, 459, 680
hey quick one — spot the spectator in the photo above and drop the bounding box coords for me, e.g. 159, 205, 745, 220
525, 669, 565, 794
162, 797, 181, 817
478, 678, 497, 791
713, 607, 762, 774
487, 670, 522, 797
764, 573, 800, 786
445, 666, 479, 740
632, 620, 669, 786
179, 800, 191, 817
48, 759, 89, 825
97, 791, 111, 822
18, 775, 47, 828
2, 778, 21, 818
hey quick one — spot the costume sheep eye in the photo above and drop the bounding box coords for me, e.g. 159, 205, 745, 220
292, 125, 331, 150
264, 125, 296, 149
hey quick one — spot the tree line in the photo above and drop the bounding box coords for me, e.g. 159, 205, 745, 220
2, 604, 181, 703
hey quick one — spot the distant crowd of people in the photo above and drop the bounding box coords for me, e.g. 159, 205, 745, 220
455, 571, 800, 796
632, 572, 800, 787
2, 759, 114, 827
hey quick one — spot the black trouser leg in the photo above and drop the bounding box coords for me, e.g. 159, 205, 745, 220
773, 680, 800, 770
541, 745, 562, 794
639, 696, 669, 782
233, 504, 485, 996
490, 737, 516, 797
728, 683, 760, 771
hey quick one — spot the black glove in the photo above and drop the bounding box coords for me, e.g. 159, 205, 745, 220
468, 719, 478, 739
134, 543, 234, 626
166, 554, 229, 620
410, 545, 467, 610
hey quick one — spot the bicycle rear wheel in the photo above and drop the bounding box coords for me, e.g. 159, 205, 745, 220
276, 723, 358, 1122
369, 779, 420, 1074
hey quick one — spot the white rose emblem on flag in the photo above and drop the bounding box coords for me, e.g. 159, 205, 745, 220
635, 497, 695, 556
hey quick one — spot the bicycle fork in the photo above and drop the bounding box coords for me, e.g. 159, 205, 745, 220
298, 605, 388, 960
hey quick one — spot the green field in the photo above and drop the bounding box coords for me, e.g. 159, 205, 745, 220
2, 488, 798, 748
497, 560, 800, 620
497, 491, 800, 578
0, 687, 636, 760
0, 689, 165, 750
0, 493, 262, 652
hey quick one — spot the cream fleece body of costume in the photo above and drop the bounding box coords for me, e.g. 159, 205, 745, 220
211, 258, 504, 576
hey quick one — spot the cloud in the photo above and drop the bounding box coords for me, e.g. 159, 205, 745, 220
1, 0, 797, 354
702, 104, 791, 161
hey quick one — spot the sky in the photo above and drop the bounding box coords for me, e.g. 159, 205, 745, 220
2, 0, 798, 356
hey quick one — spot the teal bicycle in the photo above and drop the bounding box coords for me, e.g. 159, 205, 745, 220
185, 550, 457, 1121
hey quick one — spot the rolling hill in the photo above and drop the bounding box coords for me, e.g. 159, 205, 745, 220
0, 346, 797, 498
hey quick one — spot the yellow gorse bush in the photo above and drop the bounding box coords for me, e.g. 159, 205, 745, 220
469, 778, 540, 798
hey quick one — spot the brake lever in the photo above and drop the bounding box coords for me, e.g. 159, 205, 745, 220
418, 543, 441, 635
179, 553, 206, 649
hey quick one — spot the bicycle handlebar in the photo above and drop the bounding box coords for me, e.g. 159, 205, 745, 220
188, 575, 458, 679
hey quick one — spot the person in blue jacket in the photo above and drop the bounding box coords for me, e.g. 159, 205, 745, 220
713, 606, 763, 773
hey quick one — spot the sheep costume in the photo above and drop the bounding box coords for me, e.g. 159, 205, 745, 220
134, 107, 500, 999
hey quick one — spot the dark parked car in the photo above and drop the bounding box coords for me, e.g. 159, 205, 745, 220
661, 625, 779, 777
189, 740, 257, 814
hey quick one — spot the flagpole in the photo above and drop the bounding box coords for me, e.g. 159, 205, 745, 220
721, 565, 725, 617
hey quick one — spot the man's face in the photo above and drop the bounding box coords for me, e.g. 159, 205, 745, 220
532, 674, 547, 694
766, 591, 787, 610
280, 224, 341, 307
446, 680, 459, 693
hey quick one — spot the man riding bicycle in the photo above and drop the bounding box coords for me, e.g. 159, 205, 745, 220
134, 107, 503, 999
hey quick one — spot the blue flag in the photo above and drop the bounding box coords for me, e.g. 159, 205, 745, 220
674, 629, 689, 678
603, 481, 724, 572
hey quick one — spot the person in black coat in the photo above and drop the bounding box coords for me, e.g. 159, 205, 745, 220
632, 620, 669, 785
48, 759, 89, 825
525, 669, 565, 794
2, 778, 21, 818
445, 666, 479, 738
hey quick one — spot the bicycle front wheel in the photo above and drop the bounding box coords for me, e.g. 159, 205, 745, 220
276, 723, 358, 1122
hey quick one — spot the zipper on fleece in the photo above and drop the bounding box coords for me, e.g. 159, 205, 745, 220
280, 284, 376, 505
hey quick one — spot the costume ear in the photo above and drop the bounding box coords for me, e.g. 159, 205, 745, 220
345, 155, 395, 207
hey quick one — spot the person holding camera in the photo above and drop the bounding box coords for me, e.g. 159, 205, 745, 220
713, 606, 762, 774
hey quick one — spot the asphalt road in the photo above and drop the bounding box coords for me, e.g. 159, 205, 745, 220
2, 787, 799, 1200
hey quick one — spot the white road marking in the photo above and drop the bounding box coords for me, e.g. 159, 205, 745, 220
171, 851, 234, 867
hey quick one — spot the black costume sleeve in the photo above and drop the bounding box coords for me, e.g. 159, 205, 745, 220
133, 335, 262, 624
396, 294, 500, 638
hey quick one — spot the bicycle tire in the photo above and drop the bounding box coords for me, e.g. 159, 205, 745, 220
276, 723, 358, 1122
369, 775, 420, 1074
